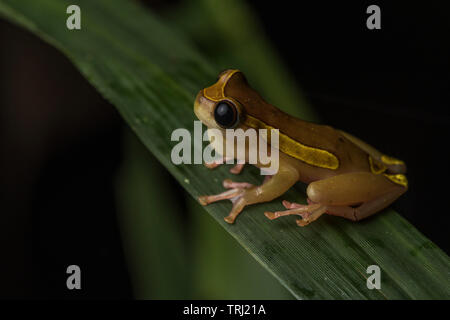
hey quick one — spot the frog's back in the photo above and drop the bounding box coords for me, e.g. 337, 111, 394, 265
225, 72, 371, 173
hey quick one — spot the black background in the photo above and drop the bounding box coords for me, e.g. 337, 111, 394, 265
0, 0, 448, 299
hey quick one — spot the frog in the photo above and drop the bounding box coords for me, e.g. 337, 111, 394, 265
194, 69, 407, 226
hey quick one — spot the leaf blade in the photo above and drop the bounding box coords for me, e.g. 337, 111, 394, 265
1, 0, 449, 299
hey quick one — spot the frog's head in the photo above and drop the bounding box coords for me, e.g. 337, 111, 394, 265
194, 69, 250, 131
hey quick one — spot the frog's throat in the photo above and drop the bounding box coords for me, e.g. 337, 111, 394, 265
369, 156, 408, 187
244, 115, 339, 170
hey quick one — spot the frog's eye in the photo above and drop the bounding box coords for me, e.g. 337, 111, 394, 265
214, 101, 238, 128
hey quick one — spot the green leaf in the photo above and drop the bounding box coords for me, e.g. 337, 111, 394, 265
1, 0, 449, 299
187, 195, 293, 299
117, 129, 291, 299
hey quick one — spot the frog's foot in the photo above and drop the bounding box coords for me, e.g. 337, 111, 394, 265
198, 179, 255, 224
264, 200, 328, 226
204, 157, 231, 169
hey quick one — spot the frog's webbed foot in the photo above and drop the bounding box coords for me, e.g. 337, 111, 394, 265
198, 179, 255, 224
204, 158, 245, 174
264, 200, 328, 226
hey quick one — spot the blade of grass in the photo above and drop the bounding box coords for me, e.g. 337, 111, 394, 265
1, 0, 449, 299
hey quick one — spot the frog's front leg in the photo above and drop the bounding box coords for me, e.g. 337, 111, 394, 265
198, 166, 299, 224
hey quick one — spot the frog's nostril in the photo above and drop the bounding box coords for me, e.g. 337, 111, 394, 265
195, 90, 205, 103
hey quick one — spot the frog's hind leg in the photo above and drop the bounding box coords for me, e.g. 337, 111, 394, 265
222, 178, 254, 190
265, 172, 406, 226
325, 185, 406, 221
307, 172, 406, 223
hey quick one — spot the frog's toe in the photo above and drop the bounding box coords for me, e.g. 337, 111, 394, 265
204, 157, 233, 169
198, 196, 208, 206
197, 188, 244, 206
223, 179, 254, 189
204, 162, 221, 169
229, 163, 245, 174
296, 219, 310, 227
282, 200, 308, 209
224, 196, 246, 224
264, 211, 277, 220
296, 205, 328, 227
198, 179, 253, 223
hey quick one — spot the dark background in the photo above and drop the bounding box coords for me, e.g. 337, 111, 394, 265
0, 1, 448, 298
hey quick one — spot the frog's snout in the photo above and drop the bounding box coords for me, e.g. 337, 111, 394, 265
193, 90, 204, 118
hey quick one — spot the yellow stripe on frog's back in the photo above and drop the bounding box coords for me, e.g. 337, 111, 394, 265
369, 155, 408, 188
244, 115, 339, 170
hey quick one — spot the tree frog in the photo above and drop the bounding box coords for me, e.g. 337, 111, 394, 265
194, 69, 407, 226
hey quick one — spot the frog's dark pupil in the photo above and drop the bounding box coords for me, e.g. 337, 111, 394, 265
214, 102, 236, 128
